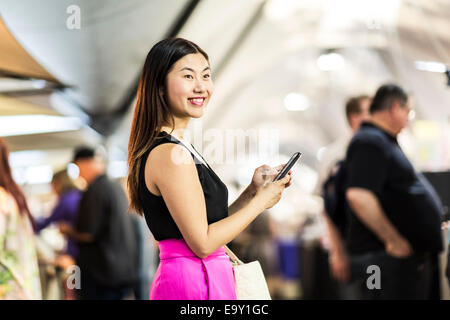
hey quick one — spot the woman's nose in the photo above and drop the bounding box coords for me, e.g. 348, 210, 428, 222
194, 79, 206, 92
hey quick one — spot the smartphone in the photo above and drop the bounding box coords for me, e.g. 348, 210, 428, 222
272, 152, 302, 182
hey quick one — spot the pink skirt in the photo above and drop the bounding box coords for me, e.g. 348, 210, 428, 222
149, 239, 237, 300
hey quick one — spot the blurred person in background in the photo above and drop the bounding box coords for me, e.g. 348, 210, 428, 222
345, 84, 444, 299
0, 138, 42, 299
59, 146, 139, 300
318, 95, 371, 297
237, 210, 280, 297
118, 177, 155, 300
36, 169, 82, 259
129, 213, 155, 300
315, 95, 371, 194
35, 168, 82, 299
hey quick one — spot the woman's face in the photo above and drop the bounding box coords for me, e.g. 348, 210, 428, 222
165, 53, 213, 119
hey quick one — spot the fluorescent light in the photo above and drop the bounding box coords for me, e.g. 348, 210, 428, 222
317, 52, 345, 71
0, 115, 82, 137
12, 167, 26, 185
284, 93, 310, 111
108, 161, 128, 178
9, 150, 48, 167
26, 165, 53, 184
31, 80, 47, 89
415, 61, 446, 73
12, 165, 53, 185
0, 79, 46, 92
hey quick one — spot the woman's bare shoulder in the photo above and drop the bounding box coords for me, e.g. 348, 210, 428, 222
147, 142, 194, 169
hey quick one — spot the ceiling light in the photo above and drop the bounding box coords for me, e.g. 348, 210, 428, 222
108, 161, 128, 178
284, 93, 310, 111
317, 52, 345, 71
12, 165, 53, 185
31, 79, 47, 89
414, 61, 446, 73
0, 115, 82, 137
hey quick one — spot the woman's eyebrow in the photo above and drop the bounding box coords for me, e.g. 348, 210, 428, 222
179, 66, 211, 72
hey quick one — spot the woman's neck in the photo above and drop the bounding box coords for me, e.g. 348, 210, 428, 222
160, 119, 190, 140
161, 125, 187, 139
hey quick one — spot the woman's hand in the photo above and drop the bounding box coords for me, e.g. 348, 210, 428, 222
58, 222, 72, 235
254, 174, 292, 210
249, 164, 293, 196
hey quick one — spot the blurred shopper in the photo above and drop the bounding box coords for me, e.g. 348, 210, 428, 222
240, 211, 280, 296
345, 84, 444, 299
35, 169, 82, 300
36, 169, 82, 259
319, 96, 371, 295
129, 213, 154, 300
127, 38, 292, 300
60, 147, 138, 300
315, 95, 371, 194
0, 138, 42, 299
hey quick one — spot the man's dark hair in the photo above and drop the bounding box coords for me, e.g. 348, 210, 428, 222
370, 84, 408, 114
345, 95, 370, 122
73, 146, 95, 162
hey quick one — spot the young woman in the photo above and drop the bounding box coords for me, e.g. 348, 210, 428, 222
0, 138, 41, 299
127, 38, 292, 300
35, 169, 82, 300
36, 169, 82, 259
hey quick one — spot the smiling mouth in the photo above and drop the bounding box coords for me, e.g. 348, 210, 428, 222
188, 98, 206, 106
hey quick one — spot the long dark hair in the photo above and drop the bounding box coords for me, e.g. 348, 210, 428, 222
0, 138, 34, 225
127, 38, 209, 215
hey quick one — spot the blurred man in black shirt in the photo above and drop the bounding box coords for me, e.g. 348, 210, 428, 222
345, 84, 444, 299
60, 146, 138, 300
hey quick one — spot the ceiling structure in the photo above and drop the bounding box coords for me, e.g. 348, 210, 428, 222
0, 0, 449, 187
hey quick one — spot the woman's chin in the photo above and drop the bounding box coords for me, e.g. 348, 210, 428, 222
189, 109, 205, 119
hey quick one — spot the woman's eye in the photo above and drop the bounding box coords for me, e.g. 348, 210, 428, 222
184, 74, 193, 79
203, 74, 211, 79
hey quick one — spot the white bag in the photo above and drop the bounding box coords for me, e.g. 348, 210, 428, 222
224, 246, 272, 300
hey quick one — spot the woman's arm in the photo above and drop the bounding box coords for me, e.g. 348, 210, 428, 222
147, 144, 290, 259
35, 198, 68, 232
228, 185, 256, 216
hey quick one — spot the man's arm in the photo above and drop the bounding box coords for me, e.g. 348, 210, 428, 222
322, 211, 350, 282
59, 222, 93, 243
346, 188, 412, 257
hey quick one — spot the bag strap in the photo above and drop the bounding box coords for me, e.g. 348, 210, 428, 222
224, 245, 244, 265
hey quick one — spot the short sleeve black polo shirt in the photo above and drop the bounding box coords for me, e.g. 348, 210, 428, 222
345, 122, 444, 255
76, 175, 139, 286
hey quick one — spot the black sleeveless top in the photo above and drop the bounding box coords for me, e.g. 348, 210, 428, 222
139, 131, 229, 241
